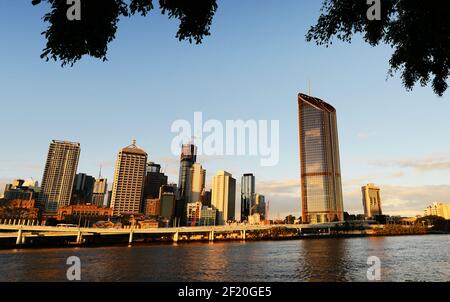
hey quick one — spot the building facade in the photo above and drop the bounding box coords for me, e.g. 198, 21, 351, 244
298, 94, 344, 224
143, 162, 168, 202
255, 193, 266, 220
188, 163, 206, 203
241, 173, 255, 222
92, 177, 108, 207
3, 179, 39, 202
200, 206, 217, 226
178, 144, 197, 201
56, 204, 113, 221
144, 162, 167, 198
71, 173, 95, 204
38, 140, 80, 215
186, 201, 202, 226
176, 143, 197, 223
424, 202, 450, 219
211, 171, 236, 225
110, 140, 147, 216
362, 183, 382, 218
159, 185, 176, 224
144, 198, 161, 217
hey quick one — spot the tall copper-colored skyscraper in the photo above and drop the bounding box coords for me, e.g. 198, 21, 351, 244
110, 140, 147, 216
298, 93, 344, 223
38, 140, 80, 214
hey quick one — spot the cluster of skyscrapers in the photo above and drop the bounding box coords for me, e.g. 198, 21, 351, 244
2, 92, 398, 226
12, 137, 268, 226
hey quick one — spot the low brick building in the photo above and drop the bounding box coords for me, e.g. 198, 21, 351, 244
57, 204, 113, 221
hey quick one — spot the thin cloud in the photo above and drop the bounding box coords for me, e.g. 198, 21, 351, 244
370, 154, 450, 172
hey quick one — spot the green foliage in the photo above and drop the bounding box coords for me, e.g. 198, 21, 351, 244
306, 0, 450, 96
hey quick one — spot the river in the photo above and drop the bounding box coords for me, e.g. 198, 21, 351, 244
0, 234, 449, 282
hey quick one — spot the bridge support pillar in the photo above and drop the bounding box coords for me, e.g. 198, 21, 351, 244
209, 231, 214, 241
76, 231, 83, 244
128, 231, 134, 246
173, 231, 179, 243
16, 229, 23, 245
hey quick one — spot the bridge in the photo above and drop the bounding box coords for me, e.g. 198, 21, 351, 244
0, 220, 339, 246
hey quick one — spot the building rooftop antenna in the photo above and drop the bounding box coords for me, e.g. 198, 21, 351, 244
308, 80, 311, 96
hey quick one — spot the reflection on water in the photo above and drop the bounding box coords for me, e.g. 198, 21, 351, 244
0, 235, 449, 282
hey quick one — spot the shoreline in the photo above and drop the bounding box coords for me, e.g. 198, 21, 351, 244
1, 231, 447, 251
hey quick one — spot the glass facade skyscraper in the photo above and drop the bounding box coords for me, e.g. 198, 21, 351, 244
176, 143, 197, 223
298, 93, 344, 223
241, 173, 255, 221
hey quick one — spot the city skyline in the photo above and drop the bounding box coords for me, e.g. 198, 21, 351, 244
1, 1, 450, 219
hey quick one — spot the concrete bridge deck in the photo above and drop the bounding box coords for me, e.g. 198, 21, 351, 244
0, 222, 338, 246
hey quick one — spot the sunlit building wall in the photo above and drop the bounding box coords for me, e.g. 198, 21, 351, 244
110, 141, 147, 216
362, 183, 382, 218
211, 170, 236, 225
424, 202, 450, 219
298, 93, 344, 224
38, 140, 80, 214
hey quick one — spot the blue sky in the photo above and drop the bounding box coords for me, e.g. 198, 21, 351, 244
1, 0, 449, 218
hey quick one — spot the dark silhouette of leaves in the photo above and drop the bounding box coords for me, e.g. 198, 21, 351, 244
32, 0, 217, 66
306, 0, 450, 96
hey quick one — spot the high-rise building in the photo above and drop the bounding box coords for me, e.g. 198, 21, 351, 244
71, 173, 95, 204
92, 177, 108, 207
143, 162, 168, 203
211, 170, 236, 225
178, 143, 197, 200
424, 202, 450, 219
202, 189, 212, 208
38, 140, 80, 214
106, 190, 112, 208
142, 162, 167, 212
110, 140, 147, 216
362, 183, 382, 218
255, 193, 266, 220
298, 93, 344, 224
159, 185, 177, 224
176, 143, 197, 222
188, 163, 206, 203
241, 173, 255, 221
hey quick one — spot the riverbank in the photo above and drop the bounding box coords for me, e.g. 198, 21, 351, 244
0, 227, 443, 250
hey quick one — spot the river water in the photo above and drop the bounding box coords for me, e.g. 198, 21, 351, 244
0, 235, 449, 282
